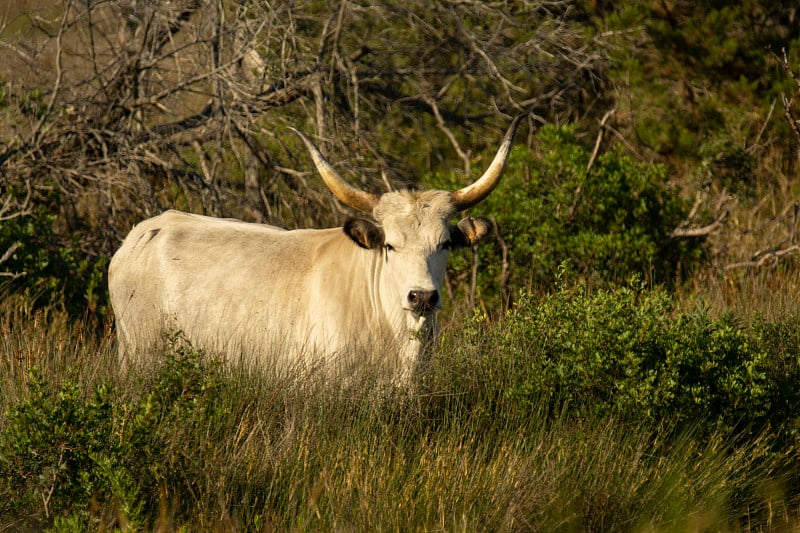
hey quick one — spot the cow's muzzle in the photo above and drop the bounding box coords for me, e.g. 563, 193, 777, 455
408, 289, 439, 314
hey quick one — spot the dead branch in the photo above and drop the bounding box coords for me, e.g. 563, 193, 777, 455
782, 92, 800, 158
671, 191, 732, 238
0, 243, 25, 279
490, 215, 510, 307
586, 108, 616, 171
747, 98, 775, 155
777, 48, 800, 157
0, 243, 20, 266
0, 181, 32, 221
423, 94, 471, 175
670, 214, 727, 238
724, 245, 800, 271
470, 245, 479, 310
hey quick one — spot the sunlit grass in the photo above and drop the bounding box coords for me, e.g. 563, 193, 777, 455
1, 292, 798, 531
685, 265, 800, 324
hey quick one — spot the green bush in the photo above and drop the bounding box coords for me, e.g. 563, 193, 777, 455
0, 366, 135, 527
752, 317, 800, 443
0, 187, 107, 317
427, 125, 705, 311
0, 343, 224, 530
1, 308, 797, 530
433, 274, 789, 439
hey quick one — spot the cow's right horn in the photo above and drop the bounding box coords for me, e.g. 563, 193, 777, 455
291, 128, 378, 214
451, 115, 525, 211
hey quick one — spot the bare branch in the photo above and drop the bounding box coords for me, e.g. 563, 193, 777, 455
470, 245, 479, 310
747, 98, 776, 155
489, 215, 510, 308
0, 0, 608, 273
671, 192, 732, 238
782, 92, 800, 158
671, 214, 727, 238
0, 243, 20, 266
776, 48, 800, 158
0, 241, 25, 280
27, 0, 71, 150
0, 181, 32, 221
422, 95, 470, 175
724, 245, 800, 271
586, 108, 616, 171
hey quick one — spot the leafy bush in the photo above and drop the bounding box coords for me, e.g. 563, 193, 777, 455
433, 273, 791, 440
0, 366, 134, 527
0, 187, 107, 317
0, 344, 224, 530
429, 125, 705, 310
751, 317, 800, 443
1, 305, 797, 530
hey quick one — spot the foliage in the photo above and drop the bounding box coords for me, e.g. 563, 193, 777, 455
0, 366, 133, 527
1, 1, 799, 315
433, 273, 795, 444
431, 125, 705, 310
751, 317, 800, 443
0, 0, 610, 318
2, 1, 800, 526
1, 298, 798, 530
0, 343, 224, 530
590, 0, 799, 159
571, 1, 800, 274
0, 186, 108, 317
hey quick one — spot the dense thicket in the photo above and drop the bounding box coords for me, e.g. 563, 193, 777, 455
0, 0, 607, 316
2, 0, 799, 317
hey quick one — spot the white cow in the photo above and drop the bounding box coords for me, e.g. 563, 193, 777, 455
108, 116, 523, 380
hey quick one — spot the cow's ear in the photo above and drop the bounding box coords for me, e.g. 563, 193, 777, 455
450, 216, 493, 248
344, 218, 384, 249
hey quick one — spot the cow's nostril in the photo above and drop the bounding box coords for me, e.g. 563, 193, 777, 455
408, 290, 421, 308
429, 290, 439, 307
408, 290, 439, 312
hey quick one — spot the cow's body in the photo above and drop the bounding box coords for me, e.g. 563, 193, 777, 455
109, 194, 449, 376
109, 116, 523, 381
109, 212, 389, 361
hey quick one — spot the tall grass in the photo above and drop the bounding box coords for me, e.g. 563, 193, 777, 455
0, 290, 798, 531
686, 265, 800, 324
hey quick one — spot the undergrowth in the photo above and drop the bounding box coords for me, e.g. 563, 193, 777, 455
1, 283, 799, 531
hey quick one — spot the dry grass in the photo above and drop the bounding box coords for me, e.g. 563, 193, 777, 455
1, 293, 798, 531
682, 265, 800, 324
0, 294, 115, 405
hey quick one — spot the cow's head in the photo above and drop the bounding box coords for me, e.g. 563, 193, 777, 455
292, 116, 523, 332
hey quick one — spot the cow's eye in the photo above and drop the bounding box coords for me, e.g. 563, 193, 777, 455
384, 243, 395, 252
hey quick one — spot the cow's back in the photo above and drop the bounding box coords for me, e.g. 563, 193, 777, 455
108, 210, 383, 369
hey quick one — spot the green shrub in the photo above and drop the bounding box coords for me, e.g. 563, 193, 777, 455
434, 274, 785, 438
1, 308, 797, 530
0, 343, 225, 530
0, 187, 107, 317
0, 366, 136, 527
427, 125, 705, 311
751, 317, 800, 444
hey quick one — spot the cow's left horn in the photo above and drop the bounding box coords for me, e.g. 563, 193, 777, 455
451, 114, 525, 211
291, 127, 378, 213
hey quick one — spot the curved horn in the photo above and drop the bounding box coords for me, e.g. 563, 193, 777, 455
450, 114, 525, 211
290, 127, 378, 213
